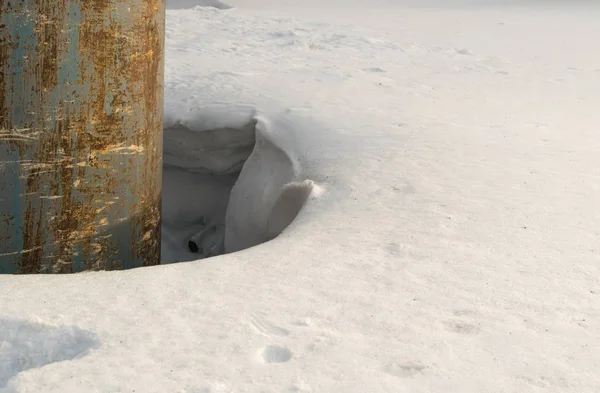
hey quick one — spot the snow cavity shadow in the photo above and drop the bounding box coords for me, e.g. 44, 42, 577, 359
0, 318, 99, 388
161, 107, 314, 264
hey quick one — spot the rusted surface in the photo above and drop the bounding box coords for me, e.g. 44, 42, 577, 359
0, 0, 165, 273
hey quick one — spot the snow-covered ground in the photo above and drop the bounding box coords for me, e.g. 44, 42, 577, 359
1, 0, 600, 392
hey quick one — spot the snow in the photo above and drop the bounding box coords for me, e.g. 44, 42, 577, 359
0, 319, 98, 389
1, 0, 600, 392
168, 0, 232, 10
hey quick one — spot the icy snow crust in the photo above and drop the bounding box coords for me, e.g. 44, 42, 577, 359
2, 0, 600, 392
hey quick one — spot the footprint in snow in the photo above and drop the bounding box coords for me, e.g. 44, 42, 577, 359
291, 318, 313, 327
248, 314, 330, 365
454, 48, 474, 56
363, 67, 386, 73
258, 345, 293, 364
247, 313, 293, 364
384, 362, 427, 378
444, 320, 481, 334
249, 312, 290, 337
179, 388, 210, 393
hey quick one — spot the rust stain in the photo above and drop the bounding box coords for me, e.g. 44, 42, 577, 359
0, 25, 7, 128
20, 197, 45, 273
134, 0, 163, 266
34, 6, 58, 92
0, 6, 19, 148
0, 0, 165, 273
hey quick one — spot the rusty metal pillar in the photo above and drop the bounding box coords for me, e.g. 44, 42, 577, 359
0, 0, 165, 273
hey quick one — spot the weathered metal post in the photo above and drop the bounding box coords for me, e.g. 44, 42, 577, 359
0, 0, 165, 273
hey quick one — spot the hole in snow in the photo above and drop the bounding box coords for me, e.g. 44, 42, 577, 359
161, 105, 314, 264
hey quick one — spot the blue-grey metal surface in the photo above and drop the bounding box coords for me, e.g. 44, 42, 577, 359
0, 0, 165, 273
